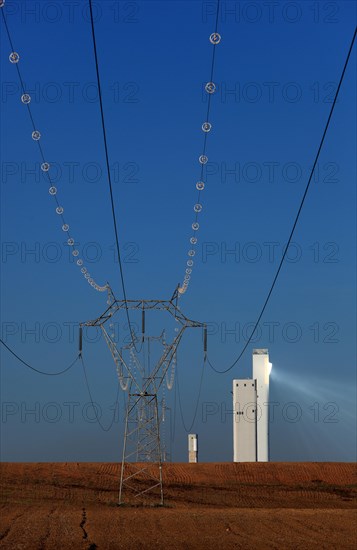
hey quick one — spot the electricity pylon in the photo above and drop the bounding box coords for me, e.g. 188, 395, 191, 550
81, 288, 205, 505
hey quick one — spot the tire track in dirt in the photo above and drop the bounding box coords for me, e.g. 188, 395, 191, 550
80, 508, 88, 540
38, 507, 56, 550
80, 507, 98, 550
0, 511, 25, 543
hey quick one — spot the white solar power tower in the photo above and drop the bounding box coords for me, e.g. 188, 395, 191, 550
252, 349, 272, 462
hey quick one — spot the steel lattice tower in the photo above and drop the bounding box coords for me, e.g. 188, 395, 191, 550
81, 289, 205, 505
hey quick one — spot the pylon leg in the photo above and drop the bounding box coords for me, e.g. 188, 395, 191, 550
119, 392, 163, 505
119, 390, 131, 505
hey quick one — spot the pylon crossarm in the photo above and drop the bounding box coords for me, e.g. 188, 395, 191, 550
82, 298, 206, 328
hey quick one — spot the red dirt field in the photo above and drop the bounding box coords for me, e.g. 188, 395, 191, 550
0, 462, 356, 549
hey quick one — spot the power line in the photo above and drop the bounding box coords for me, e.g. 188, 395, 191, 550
88, 0, 138, 348
0, 339, 79, 376
207, 25, 357, 374
176, 356, 206, 433
80, 353, 120, 432
0, 8, 107, 293
170, 376, 178, 452
178, 0, 221, 295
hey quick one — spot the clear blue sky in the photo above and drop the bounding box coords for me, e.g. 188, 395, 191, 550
1, 0, 356, 462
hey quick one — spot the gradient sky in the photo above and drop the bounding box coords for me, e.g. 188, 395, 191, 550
1, 0, 356, 462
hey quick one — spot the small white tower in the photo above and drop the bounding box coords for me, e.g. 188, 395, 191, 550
188, 434, 198, 463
